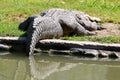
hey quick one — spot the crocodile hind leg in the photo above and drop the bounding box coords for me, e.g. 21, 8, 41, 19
19, 15, 39, 31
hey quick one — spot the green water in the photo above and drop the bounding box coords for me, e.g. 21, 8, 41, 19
0, 52, 120, 80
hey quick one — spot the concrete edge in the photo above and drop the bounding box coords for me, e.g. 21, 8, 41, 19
0, 37, 120, 52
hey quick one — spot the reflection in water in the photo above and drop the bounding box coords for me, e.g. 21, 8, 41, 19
29, 55, 60, 80
0, 52, 30, 80
29, 55, 78, 80
0, 52, 120, 80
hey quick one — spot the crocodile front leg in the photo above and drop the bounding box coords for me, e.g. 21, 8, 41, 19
59, 15, 95, 36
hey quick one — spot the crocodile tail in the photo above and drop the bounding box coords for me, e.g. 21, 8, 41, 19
26, 16, 63, 56
29, 28, 41, 56
26, 17, 43, 56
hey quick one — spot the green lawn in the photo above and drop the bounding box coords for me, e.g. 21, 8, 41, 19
0, 0, 120, 42
61, 36, 120, 43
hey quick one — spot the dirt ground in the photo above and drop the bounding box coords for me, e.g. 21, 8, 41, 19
94, 23, 120, 37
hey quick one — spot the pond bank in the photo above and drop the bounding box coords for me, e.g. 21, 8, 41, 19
0, 37, 120, 58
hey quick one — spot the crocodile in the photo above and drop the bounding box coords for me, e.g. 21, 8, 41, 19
19, 8, 104, 34
40, 8, 104, 32
18, 8, 105, 55
26, 16, 63, 56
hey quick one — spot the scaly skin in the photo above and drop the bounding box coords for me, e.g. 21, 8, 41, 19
40, 8, 105, 32
18, 8, 105, 56
26, 16, 63, 56
19, 8, 104, 34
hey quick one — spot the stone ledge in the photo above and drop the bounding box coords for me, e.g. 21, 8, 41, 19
0, 37, 120, 58
0, 37, 120, 51
38, 39, 120, 51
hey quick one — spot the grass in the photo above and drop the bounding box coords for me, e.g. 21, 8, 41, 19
0, 22, 24, 36
61, 36, 120, 43
0, 0, 120, 43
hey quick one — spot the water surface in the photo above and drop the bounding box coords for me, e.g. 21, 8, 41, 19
0, 52, 120, 80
